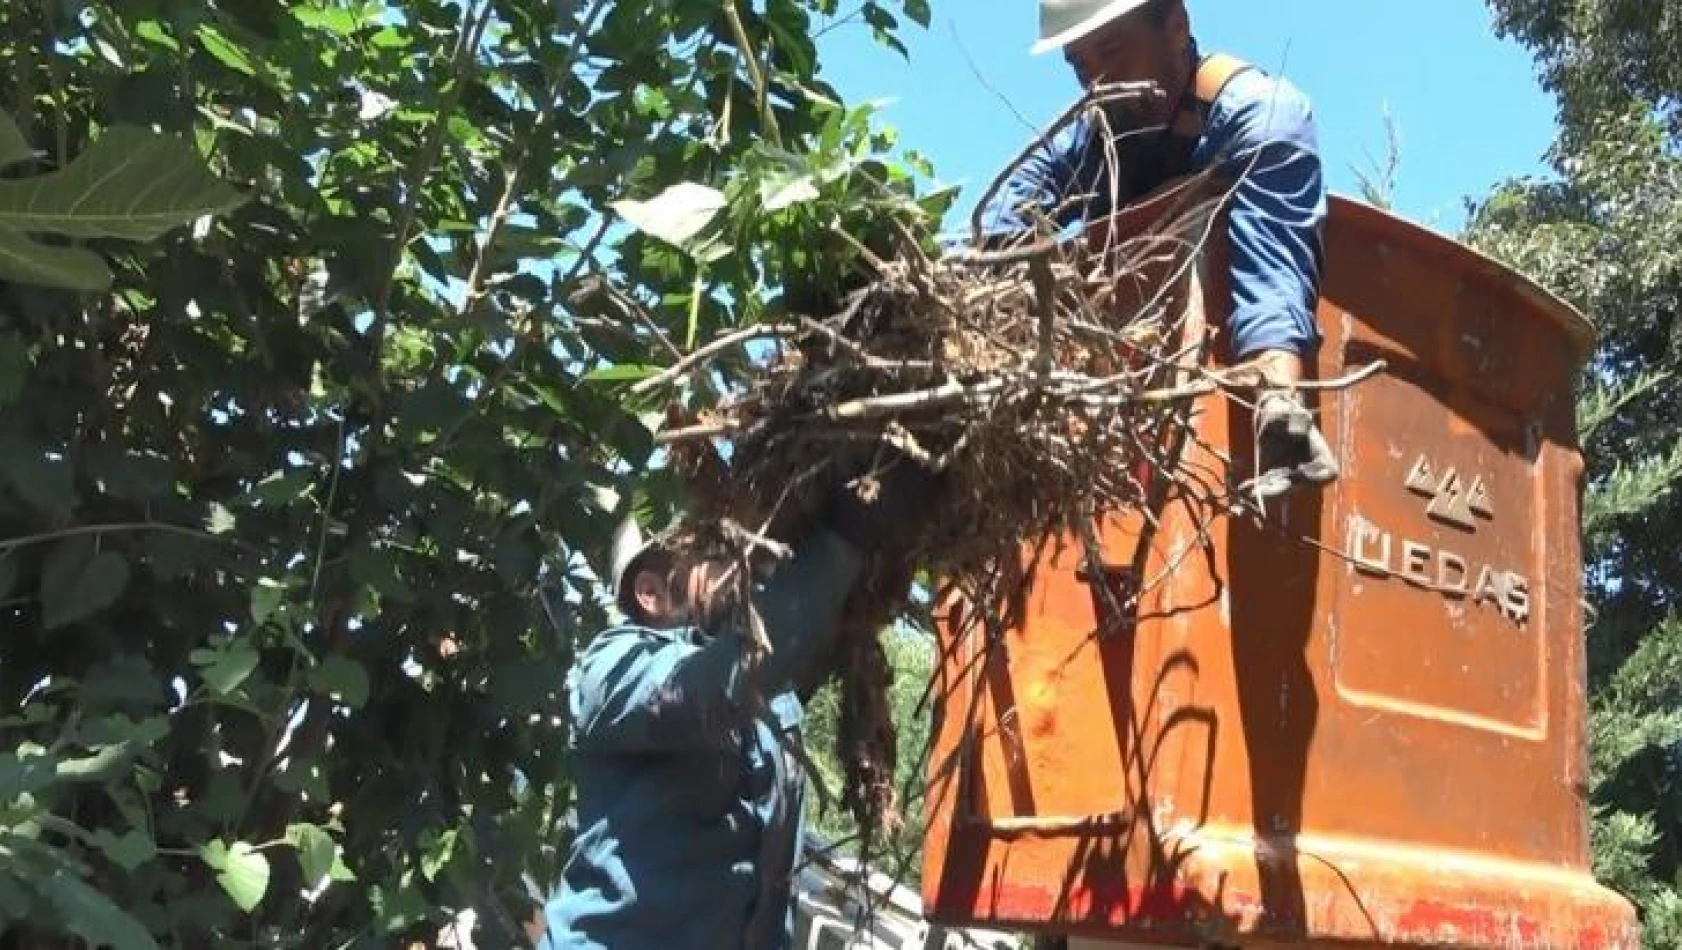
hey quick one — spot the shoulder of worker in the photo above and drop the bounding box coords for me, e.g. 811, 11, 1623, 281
1206, 63, 1319, 156
1033, 103, 1103, 164
569, 623, 703, 688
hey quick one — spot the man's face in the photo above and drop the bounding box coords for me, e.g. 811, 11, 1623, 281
1063, 11, 1186, 125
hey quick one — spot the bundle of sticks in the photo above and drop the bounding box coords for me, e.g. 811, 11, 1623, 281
637, 184, 1247, 833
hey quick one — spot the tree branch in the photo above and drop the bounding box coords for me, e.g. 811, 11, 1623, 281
629, 323, 802, 396
722, 0, 781, 147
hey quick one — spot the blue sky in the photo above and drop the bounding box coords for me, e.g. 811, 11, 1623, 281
814, 0, 1559, 235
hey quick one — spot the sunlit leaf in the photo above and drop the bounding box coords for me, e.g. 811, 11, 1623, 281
761, 173, 821, 212
582, 363, 660, 384
133, 21, 180, 52
201, 840, 270, 912
286, 824, 336, 888
195, 25, 258, 76
420, 827, 457, 881
292, 7, 363, 34
610, 182, 727, 250
205, 502, 237, 535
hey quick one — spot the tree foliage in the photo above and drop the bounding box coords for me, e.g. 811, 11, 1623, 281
0, 0, 942, 945
1470, 2, 1682, 943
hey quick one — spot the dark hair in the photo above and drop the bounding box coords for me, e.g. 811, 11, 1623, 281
1141, 0, 1182, 28
618, 547, 677, 623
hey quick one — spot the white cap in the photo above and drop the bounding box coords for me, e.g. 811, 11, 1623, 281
609, 515, 656, 614
585, 483, 650, 614
1033, 0, 1155, 56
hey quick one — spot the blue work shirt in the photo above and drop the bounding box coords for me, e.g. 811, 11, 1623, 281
982, 63, 1327, 360
538, 530, 863, 950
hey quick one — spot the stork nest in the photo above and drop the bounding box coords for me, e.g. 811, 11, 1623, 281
637, 186, 1269, 839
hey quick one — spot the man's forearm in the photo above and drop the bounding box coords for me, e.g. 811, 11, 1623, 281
1248, 348, 1303, 386
752, 527, 864, 693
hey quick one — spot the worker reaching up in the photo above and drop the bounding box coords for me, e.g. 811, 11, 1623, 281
531, 460, 940, 950
985, 0, 1337, 503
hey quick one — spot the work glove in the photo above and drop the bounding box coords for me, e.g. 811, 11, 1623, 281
1245, 390, 1339, 506
822, 455, 944, 553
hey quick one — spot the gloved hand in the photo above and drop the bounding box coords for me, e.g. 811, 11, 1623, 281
821, 454, 944, 552
1246, 390, 1338, 505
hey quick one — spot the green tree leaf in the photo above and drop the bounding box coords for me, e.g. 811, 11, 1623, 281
33, 863, 161, 950
235, 471, 313, 507
0, 225, 112, 291
610, 182, 727, 249
77, 655, 166, 707
40, 541, 130, 630
0, 751, 55, 801
190, 643, 261, 696
419, 827, 457, 881
0, 221, 111, 289
132, 21, 180, 52
205, 502, 237, 535
201, 840, 270, 912
581, 363, 660, 384
760, 173, 821, 212
0, 439, 74, 518
349, 546, 410, 601
194, 24, 258, 76
309, 656, 369, 709
0, 126, 245, 241
0, 869, 31, 921
89, 828, 157, 872
330, 852, 356, 882
291, 6, 362, 34
250, 577, 288, 625
285, 823, 336, 888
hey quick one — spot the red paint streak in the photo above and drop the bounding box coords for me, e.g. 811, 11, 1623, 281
933, 881, 1632, 948
1395, 899, 1543, 945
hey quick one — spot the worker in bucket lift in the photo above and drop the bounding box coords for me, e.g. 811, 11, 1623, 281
530, 461, 939, 949
984, 0, 1337, 503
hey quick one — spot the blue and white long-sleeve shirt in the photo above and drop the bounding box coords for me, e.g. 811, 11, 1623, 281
537, 530, 863, 950
982, 63, 1328, 360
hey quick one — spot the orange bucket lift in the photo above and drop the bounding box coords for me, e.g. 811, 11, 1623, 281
920, 190, 1641, 949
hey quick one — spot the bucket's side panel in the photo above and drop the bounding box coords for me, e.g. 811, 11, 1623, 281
1302, 207, 1589, 867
